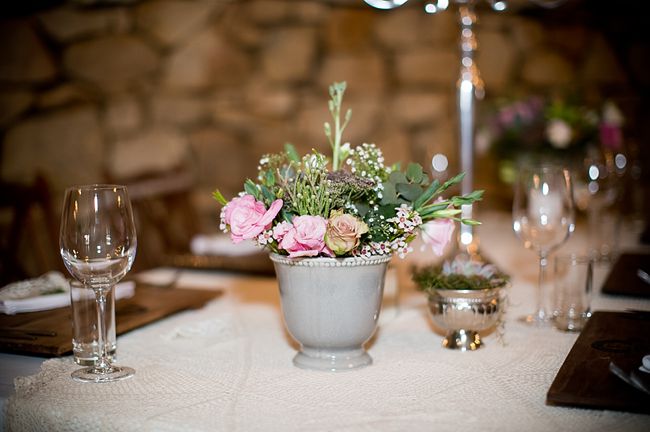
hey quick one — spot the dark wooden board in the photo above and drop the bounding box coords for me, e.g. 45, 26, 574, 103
601, 253, 650, 298
0, 285, 221, 357
547, 310, 650, 414
164, 253, 275, 276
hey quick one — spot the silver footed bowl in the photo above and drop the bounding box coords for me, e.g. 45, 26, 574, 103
427, 287, 504, 351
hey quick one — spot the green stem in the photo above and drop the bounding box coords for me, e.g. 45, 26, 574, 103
327, 82, 348, 172
333, 110, 340, 171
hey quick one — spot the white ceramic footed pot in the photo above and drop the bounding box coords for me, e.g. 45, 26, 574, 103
269, 253, 391, 372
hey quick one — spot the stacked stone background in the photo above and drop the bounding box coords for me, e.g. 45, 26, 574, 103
0, 0, 644, 273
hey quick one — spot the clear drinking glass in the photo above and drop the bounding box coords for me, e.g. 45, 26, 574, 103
512, 164, 575, 326
60, 184, 137, 382
553, 254, 593, 332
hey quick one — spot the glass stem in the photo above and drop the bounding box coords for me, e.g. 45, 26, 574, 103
536, 252, 549, 322
94, 286, 112, 373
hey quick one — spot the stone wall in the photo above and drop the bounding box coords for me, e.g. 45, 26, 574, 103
0, 0, 641, 271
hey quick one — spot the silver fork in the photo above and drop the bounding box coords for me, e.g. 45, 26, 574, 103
637, 268, 650, 285
609, 362, 650, 395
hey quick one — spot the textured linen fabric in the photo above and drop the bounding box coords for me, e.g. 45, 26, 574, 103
5, 211, 650, 431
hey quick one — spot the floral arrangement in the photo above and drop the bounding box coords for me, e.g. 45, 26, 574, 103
478, 95, 624, 164
213, 82, 483, 259
412, 255, 509, 292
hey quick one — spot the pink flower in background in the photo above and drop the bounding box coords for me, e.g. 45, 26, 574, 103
420, 218, 455, 256
600, 124, 623, 151
223, 195, 283, 243
279, 215, 332, 258
600, 101, 624, 151
546, 119, 572, 149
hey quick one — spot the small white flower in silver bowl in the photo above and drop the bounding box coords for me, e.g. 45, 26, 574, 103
413, 256, 509, 351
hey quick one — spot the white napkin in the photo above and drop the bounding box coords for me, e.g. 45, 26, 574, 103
190, 234, 261, 256
0, 272, 135, 315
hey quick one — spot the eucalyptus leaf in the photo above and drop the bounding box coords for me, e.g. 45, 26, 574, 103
354, 202, 370, 217
396, 183, 423, 202
406, 163, 423, 184
380, 182, 398, 205
388, 171, 407, 184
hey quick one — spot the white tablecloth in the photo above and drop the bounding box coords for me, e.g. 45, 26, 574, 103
3, 211, 650, 431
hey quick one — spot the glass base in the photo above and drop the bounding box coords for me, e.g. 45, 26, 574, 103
71, 365, 135, 383
442, 330, 482, 351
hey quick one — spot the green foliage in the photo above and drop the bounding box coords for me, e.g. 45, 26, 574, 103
405, 163, 424, 184
278, 153, 332, 217
284, 142, 300, 163
244, 179, 260, 200
379, 167, 483, 226
412, 264, 509, 293
212, 190, 228, 206
380, 168, 427, 206
324, 82, 352, 171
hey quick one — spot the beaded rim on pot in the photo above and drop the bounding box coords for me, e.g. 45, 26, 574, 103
269, 253, 392, 267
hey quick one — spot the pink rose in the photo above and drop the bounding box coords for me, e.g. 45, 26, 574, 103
324, 211, 369, 256
272, 221, 293, 242
420, 218, 455, 256
279, 215, 333, 258
223, 195, 283, 243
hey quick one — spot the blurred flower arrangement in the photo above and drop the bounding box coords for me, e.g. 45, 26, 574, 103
477, 95, 625, 183
213, 82, 483, 259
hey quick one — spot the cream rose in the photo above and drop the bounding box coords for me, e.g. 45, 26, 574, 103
325, 211, 369, 256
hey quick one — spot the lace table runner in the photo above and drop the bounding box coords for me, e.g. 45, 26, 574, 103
6, 291, 650, 431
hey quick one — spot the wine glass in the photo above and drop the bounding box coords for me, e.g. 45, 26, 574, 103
512, 164, 575, 326
574, 149, 624, 262
60, 184, 137, 382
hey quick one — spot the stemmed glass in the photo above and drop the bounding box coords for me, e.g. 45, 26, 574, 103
573, 150, 623, 262
512, 164, 575, 326
60, 185, 137, 382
